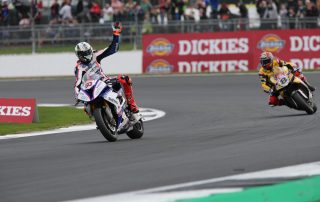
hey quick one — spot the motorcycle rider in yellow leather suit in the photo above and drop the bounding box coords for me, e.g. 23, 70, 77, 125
258, 51, 315, 106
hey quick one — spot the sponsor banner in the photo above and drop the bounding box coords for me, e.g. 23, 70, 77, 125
0, 98, 38, 123
142, 29, 320, 73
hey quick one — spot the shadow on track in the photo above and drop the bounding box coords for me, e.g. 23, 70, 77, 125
264, 113, 310, 119
74, 140, 107, 144
74, 138, 141, 145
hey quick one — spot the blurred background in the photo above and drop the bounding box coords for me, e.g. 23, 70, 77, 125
1, 0, 319, 54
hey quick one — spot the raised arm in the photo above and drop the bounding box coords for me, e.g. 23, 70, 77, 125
96, 22, 123, 64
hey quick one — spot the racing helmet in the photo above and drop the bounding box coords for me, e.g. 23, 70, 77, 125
75, 42, 93, 63
260, 51, 273, 70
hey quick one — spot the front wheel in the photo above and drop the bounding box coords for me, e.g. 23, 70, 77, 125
126, 120, 144, 139
313, 103, 317, 113
93, 107, 118, 142
292, 92, 315, 115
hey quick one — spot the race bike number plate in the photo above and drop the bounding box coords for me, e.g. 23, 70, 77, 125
277, 74, 290, 87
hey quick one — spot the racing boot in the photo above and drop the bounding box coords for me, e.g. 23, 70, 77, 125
126, 95, 141, 123
269, 95, 287, 107
118, 75, 141, 123
269, 95, 279, 107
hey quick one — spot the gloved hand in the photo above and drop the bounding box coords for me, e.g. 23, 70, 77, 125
264, 88, 273, 95
112, 22, 122, 36
104, 77, 118, 84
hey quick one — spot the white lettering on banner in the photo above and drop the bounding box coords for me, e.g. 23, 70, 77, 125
178, 38, 249, 56
291, 58, 320, 70
22, 107, 32, 116
0, 106, 31, 116
178, 60, 249, 73
290, 36, 320, 52
12, 106, 22, 116
179, 41, 191, 55
0, 107, 5, 115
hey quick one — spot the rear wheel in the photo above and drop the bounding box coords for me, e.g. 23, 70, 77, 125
93, 107, 118, 142
126, 120, 144, 139
292, 92, 314, 114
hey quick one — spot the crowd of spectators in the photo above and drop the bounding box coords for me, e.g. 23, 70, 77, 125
257, 0, 320, 29
0, 0, 43, 26
1, 0, 320, 30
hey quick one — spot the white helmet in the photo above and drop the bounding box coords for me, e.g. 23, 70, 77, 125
260, 51, 273, 70
75, 42, 93, 63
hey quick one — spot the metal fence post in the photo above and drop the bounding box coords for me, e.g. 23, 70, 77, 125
134, 12, 138, 50
31, 21, 36, 54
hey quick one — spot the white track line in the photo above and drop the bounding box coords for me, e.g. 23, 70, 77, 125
0, 106, 165, 140
66, 161, 320, 202
66, 189, 243, 202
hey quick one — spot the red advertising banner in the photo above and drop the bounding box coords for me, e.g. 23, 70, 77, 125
0, 98, 38, 123
142, 29, 320, 74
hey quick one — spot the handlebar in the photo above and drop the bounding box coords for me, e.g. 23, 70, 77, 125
104, 78, 118, 85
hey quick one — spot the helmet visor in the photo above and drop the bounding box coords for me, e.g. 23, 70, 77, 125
78, 49, 92, 58
260, 58, 271, 67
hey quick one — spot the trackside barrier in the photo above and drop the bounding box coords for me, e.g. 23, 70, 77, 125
0, 98, 39, 123
178, 175, 320, 202
0, 51, 142, 78
142, 29, 320, 74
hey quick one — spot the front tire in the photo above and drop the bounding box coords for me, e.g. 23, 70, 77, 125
93, 107, 118, 142
126, 120, 144, 139
313, 103, 317, 113
292, 92, 314, 114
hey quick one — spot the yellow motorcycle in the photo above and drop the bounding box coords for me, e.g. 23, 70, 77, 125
270, 66, 317, 114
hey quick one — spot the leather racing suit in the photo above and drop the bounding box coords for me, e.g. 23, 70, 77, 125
259, 58, 315, 106
74, 35, 139, 113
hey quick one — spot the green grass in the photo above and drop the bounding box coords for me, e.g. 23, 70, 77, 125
0, 42, 136, 55
0, 107, 93, 135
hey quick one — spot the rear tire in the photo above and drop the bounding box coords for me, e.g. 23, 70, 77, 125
126, 120, 144, 139
292, 92, 314, 114
93, 107, 118, 142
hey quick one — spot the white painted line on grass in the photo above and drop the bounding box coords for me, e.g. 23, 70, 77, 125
0, 107, 165, 140
37, 103, 72, 107
0, 124, 97, 140
65, 161, 320, 202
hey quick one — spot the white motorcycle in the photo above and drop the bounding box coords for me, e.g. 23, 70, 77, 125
76, 68, 144, 142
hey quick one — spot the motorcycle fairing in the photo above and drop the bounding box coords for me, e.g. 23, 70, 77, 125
78, 90, 91, 102
103, 90, 124, 114
103, 90, 126, 128
93, 80, 107, 99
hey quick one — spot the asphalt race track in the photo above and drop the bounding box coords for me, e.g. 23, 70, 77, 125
1, 73, 320, 202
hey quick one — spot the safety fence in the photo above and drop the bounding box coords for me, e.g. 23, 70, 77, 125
0, 17, 320, 53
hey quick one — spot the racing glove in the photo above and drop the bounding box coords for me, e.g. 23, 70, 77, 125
264, 88, 273, 95
112, 22, 122, 36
